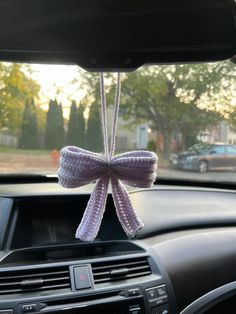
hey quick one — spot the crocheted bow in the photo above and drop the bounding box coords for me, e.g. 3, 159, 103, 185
58, 147, 157, 241
58, 73, 158, 241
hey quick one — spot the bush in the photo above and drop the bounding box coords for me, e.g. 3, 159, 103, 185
147, 140, 157, 152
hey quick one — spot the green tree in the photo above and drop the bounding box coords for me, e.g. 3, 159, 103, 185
45, 99, 65, 150
45, 100, 55, 149
121, 62, 234, 156
58, 102, 65, 148
66, 101, 86, 147
87, 102, 103, 152
66, 101, 78, 146
0, 63, 40, 132
19, 99, 38, 149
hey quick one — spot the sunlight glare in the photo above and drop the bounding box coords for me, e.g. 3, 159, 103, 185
31, 64, 86, 117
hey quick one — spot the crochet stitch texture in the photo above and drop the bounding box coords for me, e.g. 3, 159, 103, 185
58, 73, 158, 241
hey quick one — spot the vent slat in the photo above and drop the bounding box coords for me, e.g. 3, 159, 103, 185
42, 276, 70, 283
92, 271, 110, 277
0, 276, 70, 288
92, 260, 147, 271
0, 270, 69, 281
0, 266, 71, 295
92, 257, 151, 284
93, 265, 150, 277
0, 283, 70, 295
94, 270, 152, 283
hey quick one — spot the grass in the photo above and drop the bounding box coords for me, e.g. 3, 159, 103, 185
0, 146, 171, 168
0, 146, 51, 156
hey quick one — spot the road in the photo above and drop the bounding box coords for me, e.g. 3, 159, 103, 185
0, 149, 235, 182
158, 168, 236, 182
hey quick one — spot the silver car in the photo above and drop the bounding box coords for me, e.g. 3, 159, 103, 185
170, 144, 236, 173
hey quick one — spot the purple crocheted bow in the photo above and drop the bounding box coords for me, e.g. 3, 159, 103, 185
58, 73, 158, 241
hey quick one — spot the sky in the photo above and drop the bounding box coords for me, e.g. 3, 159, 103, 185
29, 62, 236, 120
30, 64, 86, 116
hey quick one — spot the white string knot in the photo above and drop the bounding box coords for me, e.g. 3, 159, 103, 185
58, 73, 158, 241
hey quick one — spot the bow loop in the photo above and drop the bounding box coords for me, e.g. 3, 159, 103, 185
58, 146, 106, 188
58, 146, 157, 241
111, 151, 158, 188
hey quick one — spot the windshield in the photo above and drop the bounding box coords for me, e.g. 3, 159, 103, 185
0, 61, 235, 182
188, 144, 212, 153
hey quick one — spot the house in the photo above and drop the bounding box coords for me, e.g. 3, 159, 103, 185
198, 121, 236, 145
0, 129, 18, 148
107, 107, 153, 152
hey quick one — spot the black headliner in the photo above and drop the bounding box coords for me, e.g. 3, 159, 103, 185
0, 0, 235, 70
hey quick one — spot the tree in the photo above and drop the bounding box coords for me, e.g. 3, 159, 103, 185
66, 101, 77, 146
0, 63, 40, 132
45, 99, 65, 150
19, 99, 38, 149
121, 62, 235, 156
35, 107, 47, 148
45, 100, 55, 149
66, 101, 86, 147
58, 102, 65, 148
77, 103, 86, 148
87, 102, 103, 152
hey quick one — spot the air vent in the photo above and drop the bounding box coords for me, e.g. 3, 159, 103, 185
0, 266, 71, 295
92, 257, 151, 284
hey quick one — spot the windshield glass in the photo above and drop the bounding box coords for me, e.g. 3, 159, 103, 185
188, 143, 212, 153
0, 61, 235, 182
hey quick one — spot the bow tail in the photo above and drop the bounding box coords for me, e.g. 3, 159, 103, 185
111, 177, 144, 237
75, 177, 109, 242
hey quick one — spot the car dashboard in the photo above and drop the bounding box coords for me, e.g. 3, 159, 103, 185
0, 0, 235, 312
1, 183, 236, 313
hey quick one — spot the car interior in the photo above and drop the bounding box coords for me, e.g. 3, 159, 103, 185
0, 1, 236, 314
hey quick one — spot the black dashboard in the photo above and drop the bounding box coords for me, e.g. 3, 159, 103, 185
1, 183, 236, 313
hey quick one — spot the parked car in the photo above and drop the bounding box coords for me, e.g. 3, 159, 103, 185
170, 143, 236, 173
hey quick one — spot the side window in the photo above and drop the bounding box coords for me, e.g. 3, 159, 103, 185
210, 146, 225, 154
226, 146, 236, 153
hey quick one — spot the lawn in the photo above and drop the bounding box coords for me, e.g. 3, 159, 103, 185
0, 146, 58, 174
0, 146, 51, 156
0, 146, 169, 174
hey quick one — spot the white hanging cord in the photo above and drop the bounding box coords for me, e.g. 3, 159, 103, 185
100, 72, 121, 159
110, 72, 121, 158
100, 73, 109, 159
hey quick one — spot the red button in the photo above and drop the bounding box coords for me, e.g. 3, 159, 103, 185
74, 266, 92, 290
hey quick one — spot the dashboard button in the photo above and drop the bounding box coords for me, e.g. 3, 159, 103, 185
22, 304, 37, 312
129, 307, 141, 314
151, 305, 169, 314
149, 297, 168, 307
158, 305, 169, 314
128, 288, 141, 296
156, 285, 167, 298
146, 287, 157, 300
73, 266, 92, 290
0, 311, 13, 314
